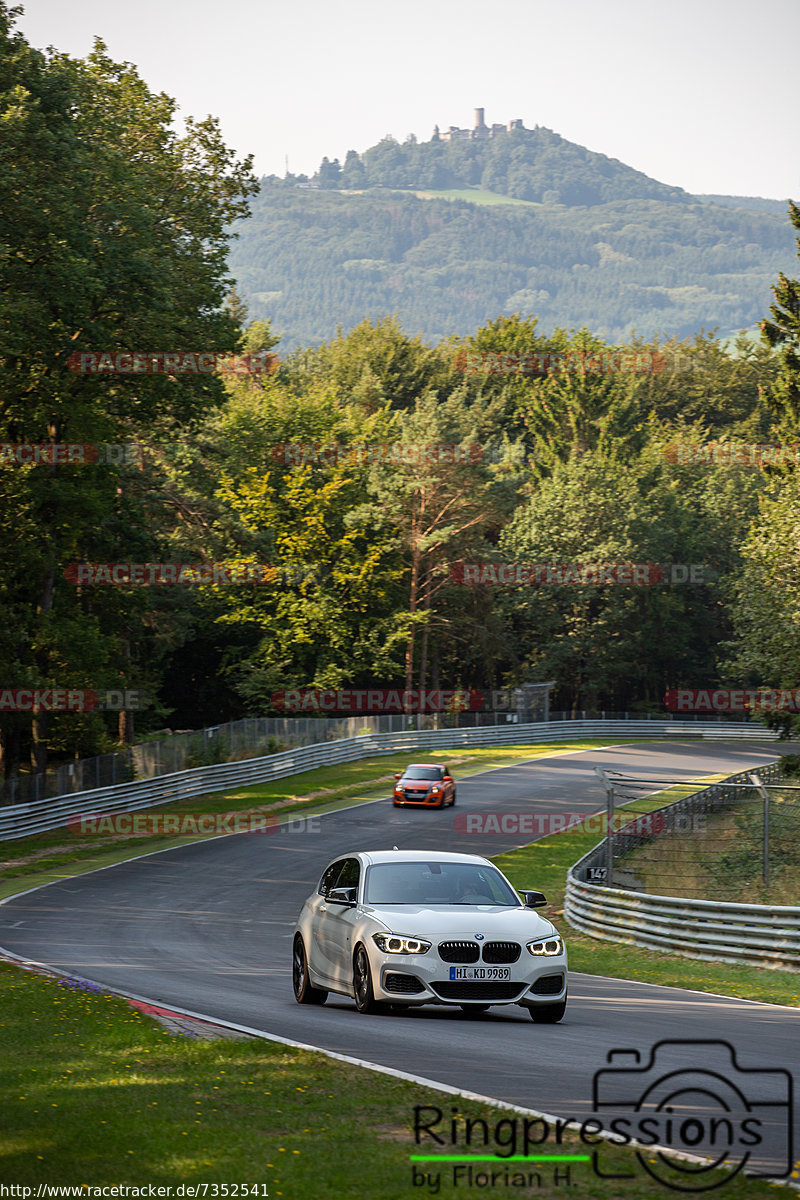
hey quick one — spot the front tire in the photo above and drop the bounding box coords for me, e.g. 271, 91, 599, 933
528, 995, 567, 1024
353, 944, 381, 1013
292, 936, 327, 1005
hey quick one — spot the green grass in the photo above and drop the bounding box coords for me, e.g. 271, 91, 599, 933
612, 788, 800, 906
0, 963, 795, 1195
0, 741, 623, 898
413, 186, 543, 207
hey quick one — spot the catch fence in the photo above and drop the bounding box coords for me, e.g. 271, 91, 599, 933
565, 762, 800, 968
0, 708, 770, 806
0, 717, 777, 840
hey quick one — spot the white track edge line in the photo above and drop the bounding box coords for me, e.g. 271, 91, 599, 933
0, 946, 795, 1191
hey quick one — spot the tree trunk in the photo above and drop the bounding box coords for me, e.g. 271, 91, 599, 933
31, 565, 55, 773
118, 636, 134, 744
118, 708, 134, 745
0, 723, 23, 788
418, 568, 432, 690
404, 503, 423, 693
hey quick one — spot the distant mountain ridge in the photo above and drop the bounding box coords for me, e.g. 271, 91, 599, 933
309, 119, 689, 208
228, 120, 796, 352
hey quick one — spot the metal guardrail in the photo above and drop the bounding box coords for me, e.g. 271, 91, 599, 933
0, 718, 778, 841
564, 762, 800, 969
565, 886, 800, 970
2, 706, 758, 806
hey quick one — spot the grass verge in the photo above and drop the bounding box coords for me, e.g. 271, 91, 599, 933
0, 962, 795, 1195
0, 741, 624, 899
412, 186, 543, 207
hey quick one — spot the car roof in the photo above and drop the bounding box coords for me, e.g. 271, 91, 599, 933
340, 850, 493, 867
402, 763, 443, 769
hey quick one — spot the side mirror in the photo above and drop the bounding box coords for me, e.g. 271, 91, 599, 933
394, 774, 402, 781
328, 886, 357, 905
443, 774, 452, 781
520, 889, 547, 908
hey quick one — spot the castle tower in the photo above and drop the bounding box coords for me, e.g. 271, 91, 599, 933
474, 107, 486, 129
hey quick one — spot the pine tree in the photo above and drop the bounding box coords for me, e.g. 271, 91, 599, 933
761, 200, 800, 437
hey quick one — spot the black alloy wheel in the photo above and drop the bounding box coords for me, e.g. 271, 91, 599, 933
353, 944, 381, 1013
293, 936, 328, 1005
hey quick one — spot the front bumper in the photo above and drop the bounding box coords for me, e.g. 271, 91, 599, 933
371, 950, 567, 1008
393, 788, 443, 805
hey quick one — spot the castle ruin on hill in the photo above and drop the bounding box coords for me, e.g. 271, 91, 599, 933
432, 108, 526, 142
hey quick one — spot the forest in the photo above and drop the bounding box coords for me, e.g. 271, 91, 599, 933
1, 6, 799, 783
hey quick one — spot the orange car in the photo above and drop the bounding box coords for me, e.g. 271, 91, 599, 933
393, 763, 456, 808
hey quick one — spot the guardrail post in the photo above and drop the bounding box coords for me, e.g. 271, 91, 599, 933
749, 772, 770, 890
595, 766, 614, 883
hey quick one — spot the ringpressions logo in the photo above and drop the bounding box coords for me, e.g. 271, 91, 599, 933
591, 1039, 793, 1191
408, 1039, 793, 1192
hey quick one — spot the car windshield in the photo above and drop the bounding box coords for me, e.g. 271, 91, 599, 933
364, 862, 519, 905
403, 767, 442, 781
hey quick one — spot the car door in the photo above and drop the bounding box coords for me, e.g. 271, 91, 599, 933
311, 858, 347, 984
322, 857, 363, 989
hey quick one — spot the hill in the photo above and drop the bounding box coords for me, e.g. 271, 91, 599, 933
228, 123, 797, 352
695, 194, 791, 215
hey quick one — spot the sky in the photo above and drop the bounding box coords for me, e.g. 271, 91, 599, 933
14, 0, 800, 201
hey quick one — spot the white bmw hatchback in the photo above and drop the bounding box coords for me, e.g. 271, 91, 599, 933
292, 849, 567, 1022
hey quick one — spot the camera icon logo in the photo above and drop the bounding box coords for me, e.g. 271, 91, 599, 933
592, 1039, 793, 1192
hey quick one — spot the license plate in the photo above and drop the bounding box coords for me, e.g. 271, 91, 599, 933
449, 966, 510, 981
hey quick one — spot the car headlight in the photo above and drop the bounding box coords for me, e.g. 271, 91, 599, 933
395, 785, 404, 793
526, 936, 563, 956
372, 933, 432, 955
430, 785, 439, 793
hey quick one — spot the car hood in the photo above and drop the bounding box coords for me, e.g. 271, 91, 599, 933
362, 904, 557, 941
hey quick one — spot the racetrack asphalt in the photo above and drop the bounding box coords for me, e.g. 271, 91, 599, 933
2, 739, 798, 1179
